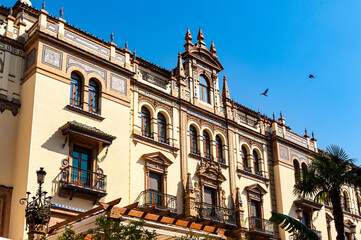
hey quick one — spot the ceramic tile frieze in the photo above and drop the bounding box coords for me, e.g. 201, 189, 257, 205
110, 74, 127, 95
42, 45, 62, 70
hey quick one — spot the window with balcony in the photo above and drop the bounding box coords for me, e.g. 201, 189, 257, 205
199, 75, 210, 103
70, 72, 83, 108
59, 121, 116, 203
190, 125, 199, 155
253, 150, 261, 175
216, 136, 224, 164
88, 79, 100, 114
157, 113, 167, 144
136, 152, 177, 213
242, 146, 250, 172
141, 106, 151, 138
203, 131, 211, 160
293, 160, 301, 183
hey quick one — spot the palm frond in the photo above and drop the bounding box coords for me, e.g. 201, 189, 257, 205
269, 212, 321, 240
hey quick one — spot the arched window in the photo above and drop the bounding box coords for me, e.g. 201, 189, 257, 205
293, 160, 301, 183
141, 106, 151, 138
70, 72, 82, 107
157, 113, 167, 143
88, 79, 100, 113
301, 163, 308, 180
242, 146, 249, 171
203, 131, 211, 159
0, 57, 4, 73
216, 136, 224, 163
343, 192, 349, 212
357, 196, 361, 216
199, 75, 210, 103
190, 125, 198, 154
253, 150, 261, 175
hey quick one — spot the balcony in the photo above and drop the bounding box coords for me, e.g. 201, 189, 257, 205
142, 130, 154, 140
247, 216, 275, 237
59, 166, 107, 203
135, 189, 177, 213
204, 152, 214, 161
190, 148, 201, 157
195, 202, 237, 226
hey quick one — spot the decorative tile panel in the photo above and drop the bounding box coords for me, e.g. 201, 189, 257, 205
279, 144, 289, 161
290, 149, 309, 163
110, 74, 127, 95
140, 70, 168, 89
188, 109, 226, 128
46, 22, 58, 33
115, 53, 125, 64
25, 48, 36, 71
66, 56, 107, 87
42, 45, 62, 70
286, 132, 307, 146
64, 30, 110, 57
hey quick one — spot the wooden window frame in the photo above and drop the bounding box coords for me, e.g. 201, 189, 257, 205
293, 160, 301, 183
190, 125, 198, 153
246, 184, 267, 220
157, 113, 167, 143
203, 131, 211, 158
253, 150, 260, 174
88, 79, 100, 114
199, 75, 210, 103
215, 136, 223, 163
70, 72, 83, 108
242, 146, 249, 171
141, 107, 151, 138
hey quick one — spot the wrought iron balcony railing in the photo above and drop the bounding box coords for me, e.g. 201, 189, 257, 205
204, 152, 214, 161
69, 97, 83, 109
88, 103, 101, 115
247, 216, 275, 236
190, 148, 201, 156
195, 202, 236, 225
60, 166, 106, 193
158, 136, 170, 145
142, 130, 154, 139
135, 189, 177, 213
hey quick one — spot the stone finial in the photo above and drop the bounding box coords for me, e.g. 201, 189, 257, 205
110, 31, 114, 42
125, 41, 128, 49
304, 128, 309, 138
210, 41, 217, 54
185, 173, 193, 193
273, 112, 275, 120
133, 49, 136, 59
185, 27, 192, 41
195, 28, 206, 48
9, 7, 13, 16
222, 75, 231, 100
42, 0, 45, 10
311, 131, 317, 141
20, 10, 25, 21
177, 52, 185, 78
184, 28, 194, 51
59, 6, 63, 19
280, 111, 283, 118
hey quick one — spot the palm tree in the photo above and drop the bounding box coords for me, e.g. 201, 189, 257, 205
293, 145, 361, 240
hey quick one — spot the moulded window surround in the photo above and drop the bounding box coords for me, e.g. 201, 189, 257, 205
203, 131, 211, 160
215, 136, 224, 164
0, 57, 4, 73
70, 72, 83, 108
357, 196, 361, 215
88, 79, 100, 114
242, 146, 250, 172
190, 125, 199, 155
343, 192, 350, 212
157, 113, 167, 144
199, 75, 210, 103
141, 106, 152, 138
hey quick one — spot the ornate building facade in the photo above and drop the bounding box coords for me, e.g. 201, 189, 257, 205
0, 1, 360, 239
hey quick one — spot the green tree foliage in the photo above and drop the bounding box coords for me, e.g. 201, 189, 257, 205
56, 217, 156, 240
293, 145, 361, 240
173, 230, 211, 240
269, 211, 320, 240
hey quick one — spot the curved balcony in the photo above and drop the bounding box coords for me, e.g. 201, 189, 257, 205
135, 189, 177, 213
195, 202, 236, 226
247, 216, 275, 237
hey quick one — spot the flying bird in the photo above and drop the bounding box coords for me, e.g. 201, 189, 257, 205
260, 88, 269, 97
309, 74, 315, 80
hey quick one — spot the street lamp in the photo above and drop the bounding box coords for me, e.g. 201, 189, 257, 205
20, 167, 52, 240
295, 207, 303, 221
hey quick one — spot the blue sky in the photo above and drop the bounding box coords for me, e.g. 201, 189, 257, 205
11, 0, 361, 163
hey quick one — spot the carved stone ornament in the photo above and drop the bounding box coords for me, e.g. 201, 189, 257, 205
196, 159, 226, 183
138, 94, 173, 118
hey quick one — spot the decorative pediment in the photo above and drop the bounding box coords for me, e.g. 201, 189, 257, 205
196, 160, 226, 182
142, 152, 173, 170
182, 47, 224, 72
245, 184, 267, 195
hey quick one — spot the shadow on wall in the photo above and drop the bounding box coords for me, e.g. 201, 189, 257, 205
41, 129, 68, 155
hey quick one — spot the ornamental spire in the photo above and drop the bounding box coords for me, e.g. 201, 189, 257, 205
110, 31, 114, 42
235, 187, 242, 205
59, 6, 64, 19
184, 28, 194, 51
177, 53, 185, 78
222, 76, 230, 100
210, 41, 217, 54
195, 28, 206, 48
186, 173, 193, 193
